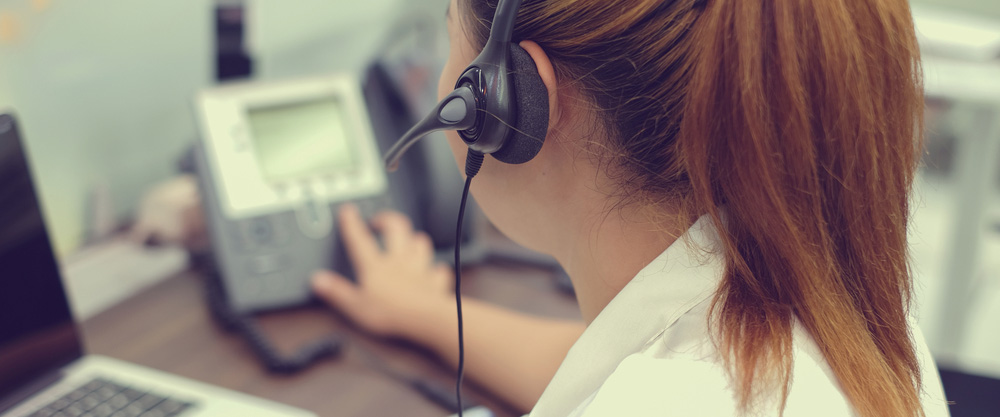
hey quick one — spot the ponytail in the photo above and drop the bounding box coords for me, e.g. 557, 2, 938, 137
680, 0, 924, 415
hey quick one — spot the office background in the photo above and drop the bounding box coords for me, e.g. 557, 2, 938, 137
0, 0, 998, 411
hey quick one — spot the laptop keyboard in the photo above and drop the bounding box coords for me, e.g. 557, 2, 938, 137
26, 378, 196, 417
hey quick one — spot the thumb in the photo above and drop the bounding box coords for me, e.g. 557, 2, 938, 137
312, 270, 363, 316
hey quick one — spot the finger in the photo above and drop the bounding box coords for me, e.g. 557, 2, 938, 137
372, 211, 415, 254
432, 264, 454, 291
312, 270, 365, 319
412, 231, 434, 265
338, 204, 381, 265
313, 271, 394, 336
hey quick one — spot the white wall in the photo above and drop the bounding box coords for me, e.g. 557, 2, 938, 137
913, 0, 1000, 18
0, 1, 211, 256
248, 0, 449, 80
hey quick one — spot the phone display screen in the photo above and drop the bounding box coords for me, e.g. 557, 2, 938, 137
247, 98, 356, 182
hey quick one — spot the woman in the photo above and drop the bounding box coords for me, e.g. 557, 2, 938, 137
312, 0, 950, 415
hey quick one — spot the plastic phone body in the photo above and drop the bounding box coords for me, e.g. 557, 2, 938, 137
193, 74, 391, 313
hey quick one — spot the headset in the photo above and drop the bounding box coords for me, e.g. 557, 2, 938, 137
384, 0, 548, 174
383, 0, 548, 414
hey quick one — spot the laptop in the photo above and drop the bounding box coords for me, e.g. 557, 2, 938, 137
0, 112, 316, 417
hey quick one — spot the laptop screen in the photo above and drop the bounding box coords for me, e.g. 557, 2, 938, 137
0, 113, 83, 400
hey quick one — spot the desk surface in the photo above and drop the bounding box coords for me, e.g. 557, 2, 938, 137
80, 262, 580, 417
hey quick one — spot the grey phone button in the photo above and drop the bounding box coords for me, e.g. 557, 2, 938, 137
265, 275, 294, 295
246, 254, 290, 275
233, 217, 291, 253
295, 199, 333, 239
247, 218, 273, 243
228, 224, 255, 253
240, 278, 263, 298
356, 194, 391, 216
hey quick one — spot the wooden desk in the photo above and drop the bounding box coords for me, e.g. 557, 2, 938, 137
79, 263, 580, 417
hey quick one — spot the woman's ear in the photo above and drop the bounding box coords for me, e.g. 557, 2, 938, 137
518, 40, 560, 129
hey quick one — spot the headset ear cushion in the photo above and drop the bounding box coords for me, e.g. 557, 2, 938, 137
491, 44, 549, 164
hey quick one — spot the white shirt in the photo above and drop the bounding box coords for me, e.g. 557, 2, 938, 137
529, 217, 951, 417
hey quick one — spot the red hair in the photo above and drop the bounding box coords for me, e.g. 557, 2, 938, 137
463, 0, 925, 415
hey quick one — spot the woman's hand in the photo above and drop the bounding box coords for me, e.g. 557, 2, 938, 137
311, 205, 453, 337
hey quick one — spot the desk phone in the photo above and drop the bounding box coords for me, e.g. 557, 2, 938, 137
194, 74, 391, 313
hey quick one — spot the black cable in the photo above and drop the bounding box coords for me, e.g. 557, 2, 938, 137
455, 151, 484, 417
203, 273, 343, 374
356, 345, 477, 413
455, 176, 473, 416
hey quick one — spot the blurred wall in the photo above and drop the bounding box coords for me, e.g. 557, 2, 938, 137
248, 0, 448, 80
0, 0, 211, 256
0, 0, 455, 257
913, 0, 1000, 17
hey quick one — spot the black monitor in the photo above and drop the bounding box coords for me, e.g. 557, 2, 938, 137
0, 113, 83, 402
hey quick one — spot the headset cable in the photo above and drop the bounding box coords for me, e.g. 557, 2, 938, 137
455, 150, 484, 416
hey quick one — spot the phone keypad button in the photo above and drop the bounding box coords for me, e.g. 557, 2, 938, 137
246, 254, 289, 275
241, 279, 262, 297
248, 219, 273, 243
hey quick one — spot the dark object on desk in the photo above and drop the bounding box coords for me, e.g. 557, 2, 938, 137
939, 368, 1000, 417
0, 112, 84, 408
358, 347, 479, 414
410, 378, 480, 415
204, 273, 342, 374
215, 1, 252, 81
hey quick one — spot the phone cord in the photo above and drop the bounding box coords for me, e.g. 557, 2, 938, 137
203, 275, 342, 374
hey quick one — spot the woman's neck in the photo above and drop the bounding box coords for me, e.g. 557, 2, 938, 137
550, 198, 690, 323
534, 100, 692, 323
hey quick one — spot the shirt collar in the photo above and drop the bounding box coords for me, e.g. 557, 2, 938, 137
529, 215, 725, 417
